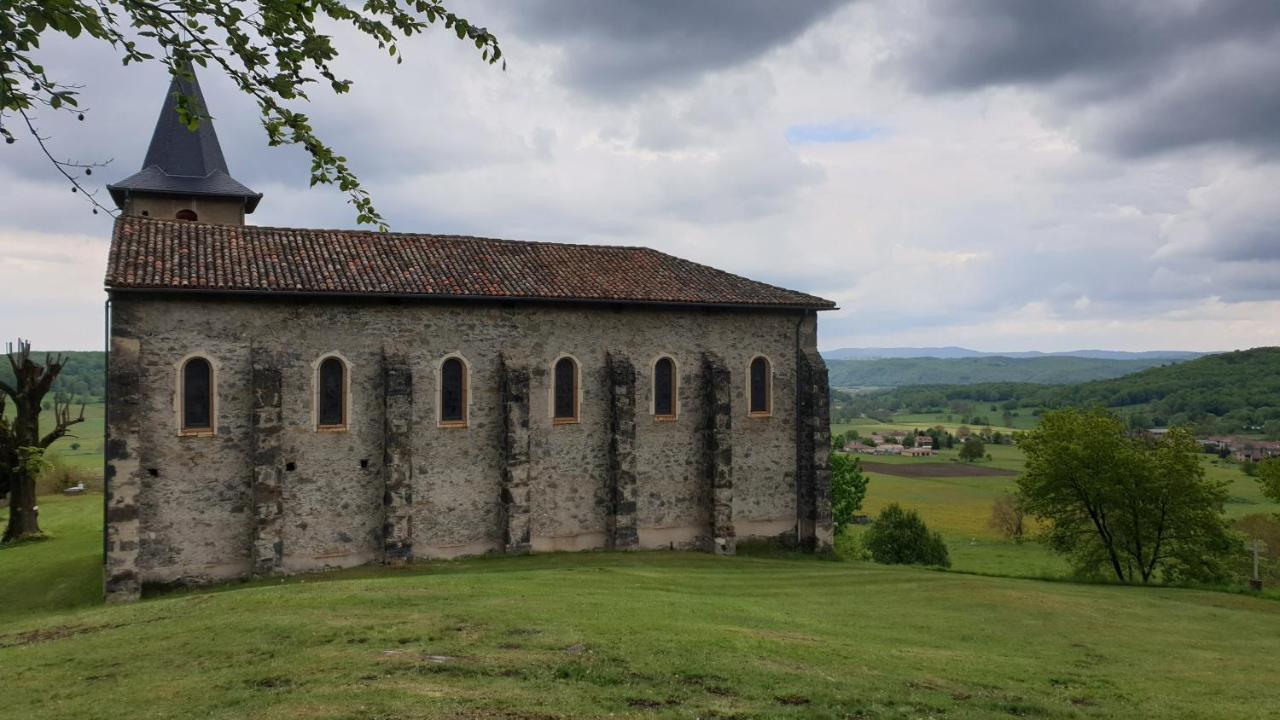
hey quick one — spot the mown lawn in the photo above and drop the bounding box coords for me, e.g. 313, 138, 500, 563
0, 494, 103, 617
4, 495, 1280, 719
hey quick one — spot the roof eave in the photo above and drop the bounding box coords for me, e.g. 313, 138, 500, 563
104, 285, 837, 312
103, 183, 263, 213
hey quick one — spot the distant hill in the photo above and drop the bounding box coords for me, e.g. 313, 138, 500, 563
839, 347, 1280, 435
823, 346, 1208, 361
0, 350, 104, 402
827, 355, 1178, 388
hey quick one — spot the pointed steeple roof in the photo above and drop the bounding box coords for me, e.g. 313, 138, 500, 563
108, 69, 261, 212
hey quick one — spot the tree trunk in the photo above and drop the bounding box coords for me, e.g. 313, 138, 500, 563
3, 395, 43, 541
2, 468, 39, 541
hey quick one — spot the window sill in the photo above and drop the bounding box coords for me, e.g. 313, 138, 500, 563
748, 412, 772, 419
316, 425, 348, 433
438, 420, 468, 429
654, 415, 678, 423
179, 428, 215, 437
552, 417, 580, 426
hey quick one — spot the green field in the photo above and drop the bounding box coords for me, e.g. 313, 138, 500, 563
838, 430, 1280, 580
1, 400, 104, 475
3, 496, 1280, 719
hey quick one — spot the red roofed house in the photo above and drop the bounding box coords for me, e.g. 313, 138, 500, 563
101, 71, 837, 601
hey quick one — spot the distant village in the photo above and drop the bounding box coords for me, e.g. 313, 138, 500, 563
843, 431, 938, 457
1145, 428, 1280, 464
842, 424, 1280, 463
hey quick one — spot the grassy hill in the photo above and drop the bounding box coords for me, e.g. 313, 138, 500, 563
827, 355, 1174, 388
838, 347, 1280, 434
4, 496, 1280, 719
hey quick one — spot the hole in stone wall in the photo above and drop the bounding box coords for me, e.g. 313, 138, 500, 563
147, 468, 159, 477
360, 459, 369, 469
285, 461, 296, 472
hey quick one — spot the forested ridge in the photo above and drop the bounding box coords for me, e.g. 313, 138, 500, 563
0, 350, 104, 402
836, 347, 1280, 434
826, 355, 1175, 387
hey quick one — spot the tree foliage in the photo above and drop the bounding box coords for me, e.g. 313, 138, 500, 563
1017, 409, 1239, 584
1257, 458, 1280, 506
2, 0, 502, 227
988, 492, 1025, 542
958, 437, 985, 462
863, 503, 950, 567
830, 451, 868, 535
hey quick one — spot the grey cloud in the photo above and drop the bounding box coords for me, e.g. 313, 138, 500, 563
497, 0, 851, 98
886, 0, 1280, 156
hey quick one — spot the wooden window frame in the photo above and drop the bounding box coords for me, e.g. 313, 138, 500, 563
437, 354, 470, 429
651, 355, 678, 422
550, 355, 581, 425
313, 353, 351, 432
747, 355, 772, 418
176, 354, 217, 437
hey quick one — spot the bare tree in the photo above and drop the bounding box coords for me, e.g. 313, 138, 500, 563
0, 339, 85, 541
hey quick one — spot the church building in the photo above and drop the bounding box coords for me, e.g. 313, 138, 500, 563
102, 72, 835, 602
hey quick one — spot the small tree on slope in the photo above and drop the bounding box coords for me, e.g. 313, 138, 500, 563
1017, 408, 1239, 584
0, 340, 84, 542
831, 452, 869, 535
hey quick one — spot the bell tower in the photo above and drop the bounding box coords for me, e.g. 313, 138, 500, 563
107, 68, 261, 224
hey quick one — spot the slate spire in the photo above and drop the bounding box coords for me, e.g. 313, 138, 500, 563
107, 68, 261, 214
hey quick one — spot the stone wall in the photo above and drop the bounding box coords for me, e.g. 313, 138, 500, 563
105, 294, 830, 599
124, 194, 246, 225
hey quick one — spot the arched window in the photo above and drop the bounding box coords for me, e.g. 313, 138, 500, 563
317, 356, 347, 429
653, 356, 676, 419
749, 356, 771, 416
181, 357, 213, 433
553, 356, 578, 423
440, 357, 467, 426
175, 209, 198, 222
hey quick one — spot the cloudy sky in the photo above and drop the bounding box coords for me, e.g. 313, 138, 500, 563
4, 0, 1279, 352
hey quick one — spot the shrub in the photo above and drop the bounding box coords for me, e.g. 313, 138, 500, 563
988, 493, 1026, 541
36, 456, 97, 495
864, 504, 951, 567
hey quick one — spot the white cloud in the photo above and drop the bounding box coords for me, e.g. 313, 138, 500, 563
1, 1, 1277, 353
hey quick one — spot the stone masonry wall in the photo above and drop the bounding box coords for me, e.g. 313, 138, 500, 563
106, 294, 829, 589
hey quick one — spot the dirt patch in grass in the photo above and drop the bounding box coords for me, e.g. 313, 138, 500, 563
861, 462, 1018, 478
0, 623, 111, 648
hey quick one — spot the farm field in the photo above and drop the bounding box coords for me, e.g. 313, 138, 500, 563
836, 414, 1280, 580
3, 496, 1280, 719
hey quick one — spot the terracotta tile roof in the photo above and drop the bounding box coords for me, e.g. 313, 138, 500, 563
105, 216, 836, 310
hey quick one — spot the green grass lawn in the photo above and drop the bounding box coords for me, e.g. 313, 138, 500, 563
6, 494, 1280, 718
0, 494, 103, 617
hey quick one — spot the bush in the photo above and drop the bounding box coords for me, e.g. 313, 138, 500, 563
36, 456, 97, 495
864, 504, 950, 567
988, 493, 1026, 541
